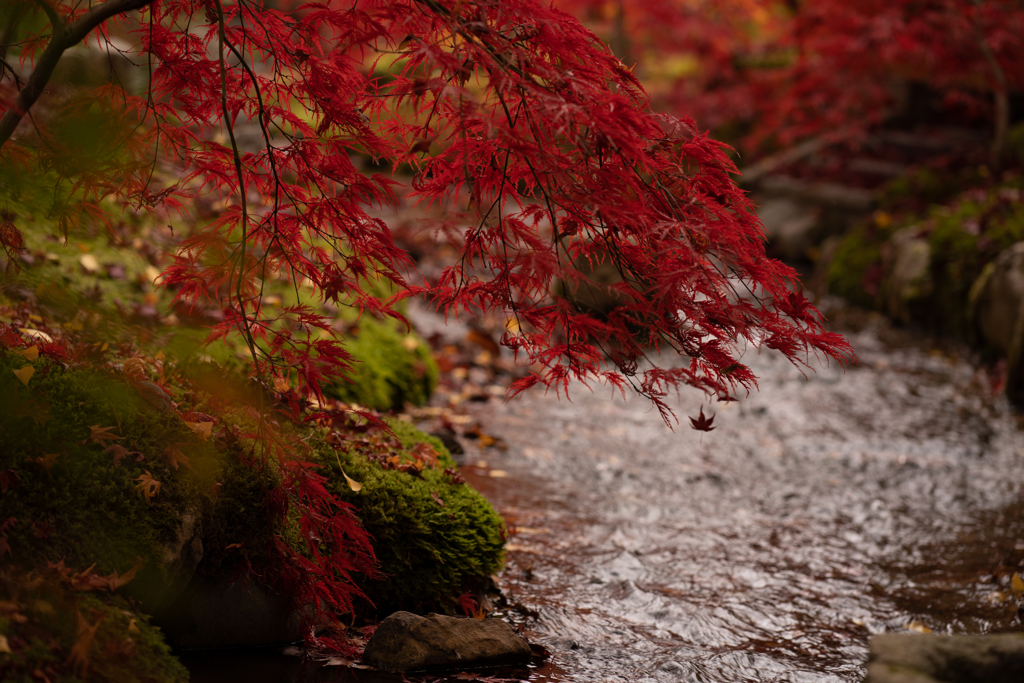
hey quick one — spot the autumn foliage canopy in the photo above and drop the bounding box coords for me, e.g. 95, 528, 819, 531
0, 0, 855, 422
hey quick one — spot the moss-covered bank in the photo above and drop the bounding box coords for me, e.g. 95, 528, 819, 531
827, 176, 1024, 340
311, 419, 505, 614
0, 572, 188, 683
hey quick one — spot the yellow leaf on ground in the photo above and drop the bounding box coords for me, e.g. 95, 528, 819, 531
164, 445, 193, 471
334, 452, 362, 492
905, 620, 932, 634
343, 470, 362, 492
19, 328, 52, 343
79, 254, 100, 273
186, 422, 213, 441
12, 366, 34, 386
107, 557, 143, 590
1011, 573, 1024, 597
16, 346, 38, 361
135, 471, 161, 503
66, 610, 102, 677
85, 425, 122, 447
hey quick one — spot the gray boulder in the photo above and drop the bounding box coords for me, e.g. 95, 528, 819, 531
970, 241, 1024, 401
362, 611, 531, 672
883, 227, 932, 324
971, 241, 1024, 356
865, 632, 1024, 683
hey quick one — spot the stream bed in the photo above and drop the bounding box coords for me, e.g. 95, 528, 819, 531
185, 314, 1024, 683
454, 316, 1024, 683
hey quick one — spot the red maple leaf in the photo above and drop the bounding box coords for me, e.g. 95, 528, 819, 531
689, 407, 716, 432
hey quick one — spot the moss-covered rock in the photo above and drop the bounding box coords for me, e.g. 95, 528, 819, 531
827, 180, 1024, 338
312, 419, 505, 614
0, 571, 188, 683
326, 316, 438, 411
0, 350, 224, 611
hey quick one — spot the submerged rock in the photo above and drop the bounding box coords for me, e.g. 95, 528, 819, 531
362, 611, 531, 672
865, 632, 1024, 683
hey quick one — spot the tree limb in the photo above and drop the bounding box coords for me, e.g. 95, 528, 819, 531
0, 0, 155, 148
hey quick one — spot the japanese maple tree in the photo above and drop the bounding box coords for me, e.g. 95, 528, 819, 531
564, 1, 1024, 162
1, 0, 852, 642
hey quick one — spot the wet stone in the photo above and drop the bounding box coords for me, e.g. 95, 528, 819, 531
362, 611, 531, 672
865, 632, 1024, 683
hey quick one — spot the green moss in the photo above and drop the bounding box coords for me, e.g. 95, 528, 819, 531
0, 572, 187, 683
828, 178, 1024, 338
826, 225, 885, 308
311, 419, 504, 613
922, 187, 1024, 335
0, 351, 224, 606
326, 316, 438, 411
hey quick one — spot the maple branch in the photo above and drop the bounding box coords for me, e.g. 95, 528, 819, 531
0, 0, 155, 148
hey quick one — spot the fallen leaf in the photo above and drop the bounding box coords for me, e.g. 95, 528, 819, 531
14, 396, 50, 426
164, 444, 193, 471
85, 425, 122, 447
466, 328, 501, 356
16, 346, 38, 361
103, 444, 142, 467
0, 634, 10, 653
904, 620, 932, 634
135, 471, 161, 503
79, 254, 100, 273
106, 557, 143, 590
689, 406, 716, 432
18, 328, 53, 343
334, 452, 362, 492
12, 366, 34, 386
30, 453, 60, 471
430, 491, 446, 507
1011, 573, 1024, 597
186, 421, 213, 441
66, 610, 102, 677
0, 469, 22, 494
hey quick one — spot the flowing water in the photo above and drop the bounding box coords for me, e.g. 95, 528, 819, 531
185, 314, 1024, 683
454, 316, 1024, 683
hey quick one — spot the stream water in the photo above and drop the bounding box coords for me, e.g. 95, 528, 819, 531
186, 312, 1024, 683
454, 314, 1024, 683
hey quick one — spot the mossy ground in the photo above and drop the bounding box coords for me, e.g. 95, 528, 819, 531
0, 171, 501, 676
0, 350, 219, 601
0, 571, 188, 683
311, 418, 505, 615
827, 171, 1024, 338
1, 205, 437, 411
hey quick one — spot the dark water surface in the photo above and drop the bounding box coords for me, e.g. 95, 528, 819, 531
456, 321, 1024, 683
186, 320, 1024, 683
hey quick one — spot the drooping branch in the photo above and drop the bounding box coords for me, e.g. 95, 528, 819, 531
0, 0, 155, 148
